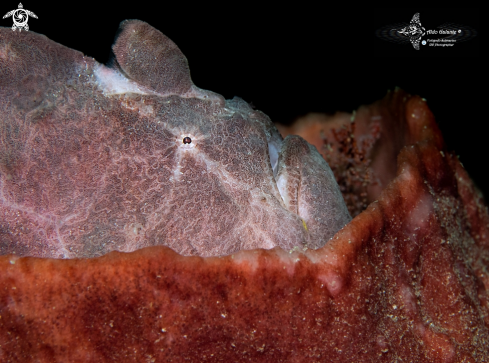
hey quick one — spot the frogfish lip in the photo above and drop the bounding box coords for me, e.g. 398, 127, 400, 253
1, 67, 488, 363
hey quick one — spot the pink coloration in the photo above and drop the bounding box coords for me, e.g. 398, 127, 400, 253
111, 20, 194, 96
0, 20, 350, 258
1, 21, 489, 362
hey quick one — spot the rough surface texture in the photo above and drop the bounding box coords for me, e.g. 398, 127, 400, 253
1, 22, 489, 363
0, 21, 350, 258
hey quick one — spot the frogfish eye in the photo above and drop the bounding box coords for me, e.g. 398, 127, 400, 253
183, 137, 192, 144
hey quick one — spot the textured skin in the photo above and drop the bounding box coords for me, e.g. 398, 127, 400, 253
0, 21, 350, 258
111, 20, 193, 95
276, 136, 350, 245
1, 89, 488, 362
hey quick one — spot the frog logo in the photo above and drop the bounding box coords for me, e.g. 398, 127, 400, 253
3, 3, 38, 32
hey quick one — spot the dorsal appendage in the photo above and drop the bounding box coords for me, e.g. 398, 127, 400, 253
111, 19, 193, 96
108, 20, 224, 105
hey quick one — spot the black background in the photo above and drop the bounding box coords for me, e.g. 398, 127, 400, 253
4, 5, 484, 198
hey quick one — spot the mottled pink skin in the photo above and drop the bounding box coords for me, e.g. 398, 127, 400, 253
0, 20, 350, 258
111, 20, 194, 95
1, 21, 489, 363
